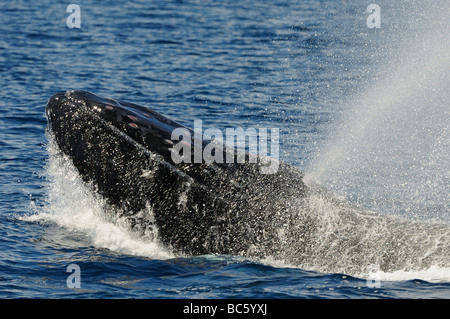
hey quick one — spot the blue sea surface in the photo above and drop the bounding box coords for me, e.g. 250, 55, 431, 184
1, 0, 449, 299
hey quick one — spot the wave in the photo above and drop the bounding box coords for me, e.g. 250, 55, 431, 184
23, 135, 174, 260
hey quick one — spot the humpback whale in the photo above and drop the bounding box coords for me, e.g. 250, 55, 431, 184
46, 90, 450, 276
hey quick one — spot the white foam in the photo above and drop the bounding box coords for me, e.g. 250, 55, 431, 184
375, 266, 450, 283
23, 137, 174, 260
259, 256, 450, 283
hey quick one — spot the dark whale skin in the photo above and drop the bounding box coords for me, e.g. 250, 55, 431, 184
46, 90, 307, 258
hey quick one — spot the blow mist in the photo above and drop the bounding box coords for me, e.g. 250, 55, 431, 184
307, 0, 449, 221
299, 0, 450, 280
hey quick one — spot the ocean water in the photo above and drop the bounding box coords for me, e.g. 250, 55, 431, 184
1, 0, 449, 300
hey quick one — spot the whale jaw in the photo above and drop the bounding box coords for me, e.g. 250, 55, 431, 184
45, 90, 307, 257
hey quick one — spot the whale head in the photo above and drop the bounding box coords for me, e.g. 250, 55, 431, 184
46, 90, 185, 164
45, 90, 300, 257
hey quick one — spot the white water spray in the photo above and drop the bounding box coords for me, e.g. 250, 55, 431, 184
307, 0, 449, 221
24, 136, 174, 259
295, 1, 450, 281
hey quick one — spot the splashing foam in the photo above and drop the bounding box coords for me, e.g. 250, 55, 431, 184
24, 136, 174, 259
301, 1, 450, 281
375, 266, 450, 283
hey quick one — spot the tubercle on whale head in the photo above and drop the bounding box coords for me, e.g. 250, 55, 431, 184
47, 90, 150, 126
46, 90, 185, 163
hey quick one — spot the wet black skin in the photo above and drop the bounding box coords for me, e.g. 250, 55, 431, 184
46, 90, 307, 258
